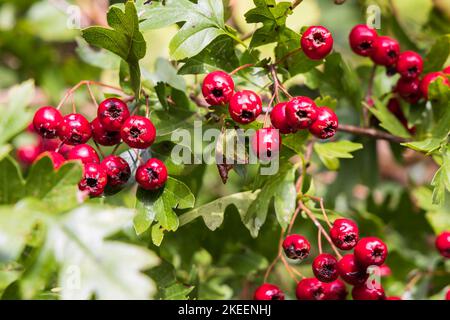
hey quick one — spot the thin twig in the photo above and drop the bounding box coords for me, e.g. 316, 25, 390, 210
318, 229, 323, 254
339, 124, 410, 143
264, 228, 285, 282
230, 64, 254, 76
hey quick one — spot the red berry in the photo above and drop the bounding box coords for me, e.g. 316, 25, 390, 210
435, 231, 450, 258
379, 264, 392, 277
33, 106, 63, 139
296, 278, 326, 300
323, 279, 347, 300
352, 283, 386, 300
270, 102, 296, 134
282, 234, 311, 260
135, 158, 168, 190
312, 253, 338, 283
120, 116, 156, 149
349, 24, 378, 57
67, 144, 100, 164
330, 218, 359, 250
97, 98, 130, 131
101, 155, 131, 187
337, 254, 368, 285
17, 145, 41, 166
446, 288, 450, 300
443, 66, 450, 74
253, 283, 285, 300
78, 163, 108, 197
202, 71, 235, 106
396, 77, 422, 104
301, 26, 333, 60
91, 118, 121, 146
228, 90, 262, 124
35, 151, 66, 169
387, 296, 402, 300
396, 51, 423, 79
251, 128, 281, 161
354, 237, 388, 267
286, 96, 318, 129
420, 72, 450, 99
370, 36, 400, 66
58, 113, 92, 145
309, 107, 338, 139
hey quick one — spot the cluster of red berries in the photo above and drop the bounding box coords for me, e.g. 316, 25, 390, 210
349, 24, 450, 104
28, 97, 168, 196
254, 218, 395, 300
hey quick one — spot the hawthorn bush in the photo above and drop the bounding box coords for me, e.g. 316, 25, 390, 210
0, 0, 449, 300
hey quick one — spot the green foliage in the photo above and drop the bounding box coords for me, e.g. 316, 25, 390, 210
314, 141, 363, 171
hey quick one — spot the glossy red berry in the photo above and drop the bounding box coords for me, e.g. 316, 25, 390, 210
202, 71, 235, 106
446, 288, 450, 300
35, 151, 66, 169
301, 26, 333, 60
17, 145, 41, 166
379, 264, 392, 277
435, 231, 450, 258
349, 24, 378, 57
33, 106, 63, 139
370, 36, 400, 66
330, 218, 359, 250
354, 237, 388, 267
396, 51, 423, 79
420, 72, 450, 99
270, 102, 296, 134
120, 116, 156, 149
443, 66, 450, 74
101, 155, 131, 187
387, 296, 402, 300
309, 107, 338, 139
67, 144, 100, 164
323, 279, 347, 300
396, 77, 422, 104
251, 128, 281, 161
91, 118, 121, 146
337, 254, 368, 285
286, 96, 318, 129
97, 98, 130, 131
78, 163, 108, 197
58, 113, 92, 145
352, 284, 386, 300
296, 278, 326, 300
312, 253, 338, 283
282, 234, 311, 260
253, 283, 285, 300
136, 158, 168, 190
228, 90, 262, 124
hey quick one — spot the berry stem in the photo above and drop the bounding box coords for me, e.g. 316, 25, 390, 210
363, 64, 377, 127
86, 83, 98, 108
229, 64, 254, 76
339, 124, 410, 143
305, 195, 333, 228
287, 205, 302, 235
274, 48, 302, 66
111, 142, 122, 155
318, 229, 323, 254
263, 228, 285, 283
93, 141, 105, 159
280, 255, 300, 282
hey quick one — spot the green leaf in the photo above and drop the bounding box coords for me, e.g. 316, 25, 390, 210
144, 58, 186, 92
82, 1, 146, 96
423, 35, 450, 73
369, 99, 412, 139
162, 283, 194, 300
314, 141, 363, 171
75, 37, 121, 70
430, 148, 450, 205
141, 0, 231, 60
428, 79, 450, 140
413, 187, 450, 234
282, 130, 309, 154
0, 156, 24, 205
402, 138, 443, 154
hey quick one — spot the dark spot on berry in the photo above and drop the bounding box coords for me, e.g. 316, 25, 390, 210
408, 66, 417, 75
372, 248, 384, 258
313, 32, 325, 45
241, 110, 254, 119
296, 110, 308, 119
343, 234, 355, 244
146, 168, 159, 180
388, 50, 397, 59
211, 88, 223, 98
108, 104, 122, 119
118, 171, 129, 183
271, 293, 283, 301
359, 41, 372, 50
71, 133, 83, 143
130, 127, 141, 138
313, 287, 325, 300
86, 178, 98, 188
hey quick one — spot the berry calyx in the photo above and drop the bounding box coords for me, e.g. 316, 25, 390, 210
251, 128, 281, 161
101, 155, 131, 187
308, 107, 338, 139
396, 77, 422, 104
97, 97, 130, 131
33, 106, 63, 139
396, 51, 423, 79
420, 72, 450, 99
270, 102, 296, 134
120, 116, 156, 149
330, 218, 359, 250
301, 26, 334, 60
36, 151, 66, 169
202, 71, 235, 106
282, 234, 311, 260
135, 158, 168, 190
91, 118, 121, 146
435, 231, 450, 259
17, 144, 41, 166
67, 144, 100, 164
78, 163, 108, 197
253, 283, 285, 300
312, 253, 338, 283
349, 24, 378, 57
323, 279, 348, 300
354, 237, 388, 267
285, 96, 318, 129
370, 36, 400, 66
296, 278, 326, 300
337, 254, 368, 285
228, 90, 262, 124
352, 284, 386, 300
58, 113, 92, 145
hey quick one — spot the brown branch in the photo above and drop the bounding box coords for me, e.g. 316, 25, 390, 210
339, 124, 410, 143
